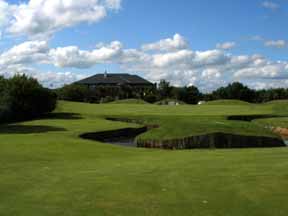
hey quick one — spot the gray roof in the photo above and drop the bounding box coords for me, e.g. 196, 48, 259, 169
76, 73, 153, 85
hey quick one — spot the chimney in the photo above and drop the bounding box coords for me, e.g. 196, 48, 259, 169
104, 70, 108, 78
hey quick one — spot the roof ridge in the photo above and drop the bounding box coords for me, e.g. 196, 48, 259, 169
75, 73, 153, 85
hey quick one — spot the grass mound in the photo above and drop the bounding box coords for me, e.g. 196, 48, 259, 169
266, 100, 288, 105
109, 99, 149, 104
204, 99, 250, 105
155, 98, 186, 105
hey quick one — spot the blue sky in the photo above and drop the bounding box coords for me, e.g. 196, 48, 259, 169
0, 0, 287, 90
49, 0, 287, 57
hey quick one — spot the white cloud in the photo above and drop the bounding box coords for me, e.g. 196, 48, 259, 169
152, 50, 194, 67
49, 41, 123, 68
0, 0, 9, 26
1, 34, 288, 91
262, 1, 279, 10
194, 50, 229, 67
1, 0, 121, 38
0, 64, 85, 88
248, 79, 288, 90
0, 40, 49, 66
216, 42, 236, 50
36, 71, 86, 88
264, 40, 286, 48
234, 63, 287, 79
202, 68, 221, 79
142, 34, 189, 52
250, 36, 287, 49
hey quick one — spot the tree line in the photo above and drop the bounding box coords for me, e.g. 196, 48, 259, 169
0, 75, 57, 123
2, 74, 285, 124
57, 80, 288, 104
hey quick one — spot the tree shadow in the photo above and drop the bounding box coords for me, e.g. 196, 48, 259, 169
41, 112, 83, 120
227, 114, 288, 122
0, 125, 66, 134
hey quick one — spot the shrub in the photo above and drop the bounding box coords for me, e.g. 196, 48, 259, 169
100, 96, 115, 103
57, 84, 90, 102
0, 75, 57, 122
143, 93, 158, 103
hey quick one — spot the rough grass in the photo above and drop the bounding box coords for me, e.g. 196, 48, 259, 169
109, 99, 149, 104
254, 117, 288, 128
266, 100, 288, 105
204, 99, 251, 105
0, 101, 288, 216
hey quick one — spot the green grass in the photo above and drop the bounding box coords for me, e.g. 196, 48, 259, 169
0, 101, 288, 215
204, 99, 251, 105
109, 99, 149, 104
266, 99, 288, 105
254, 117, 288, 128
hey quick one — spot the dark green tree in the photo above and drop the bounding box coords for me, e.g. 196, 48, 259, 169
184, 86, 202, 104
0, 76, 8, 106
212, 82, 256, 102
57, 84, 90, 102
158, 80, 172, 99
1, 75, 56, 121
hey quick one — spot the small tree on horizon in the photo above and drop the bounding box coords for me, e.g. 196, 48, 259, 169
158, 79, 172, 99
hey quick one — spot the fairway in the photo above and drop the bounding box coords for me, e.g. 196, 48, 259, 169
0, 101, 288, 215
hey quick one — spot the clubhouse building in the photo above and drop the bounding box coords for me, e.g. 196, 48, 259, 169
75, 72, 154, 90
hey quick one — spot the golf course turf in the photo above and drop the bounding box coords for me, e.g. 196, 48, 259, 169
0, 100, 288, 215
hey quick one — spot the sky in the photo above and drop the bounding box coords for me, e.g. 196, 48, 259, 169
0, 0, 287, 91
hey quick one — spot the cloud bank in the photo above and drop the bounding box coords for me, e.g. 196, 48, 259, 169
265, 40, 287, 48
1, 0, 121, 38
262, 1, 279, 10
0, 33, 288, 91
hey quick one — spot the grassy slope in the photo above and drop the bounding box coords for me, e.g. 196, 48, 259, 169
109, 99, 149, 104
0, 101, 288, 215
266, 99, 288, 105
203, 99, 251, 105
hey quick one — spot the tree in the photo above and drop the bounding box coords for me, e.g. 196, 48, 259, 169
1, 75, 57, 121
184, 86, 202, 104
212, 82, 256, 102
158, 80, 172, 99
57, 84, 90, 102
255, 88, 288, 103
0, 76, 8, 106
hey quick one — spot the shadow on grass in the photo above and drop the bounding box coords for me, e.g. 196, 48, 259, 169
0, 125, 66, 134
41, 112, 83, 120
227, 114, 288, 122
